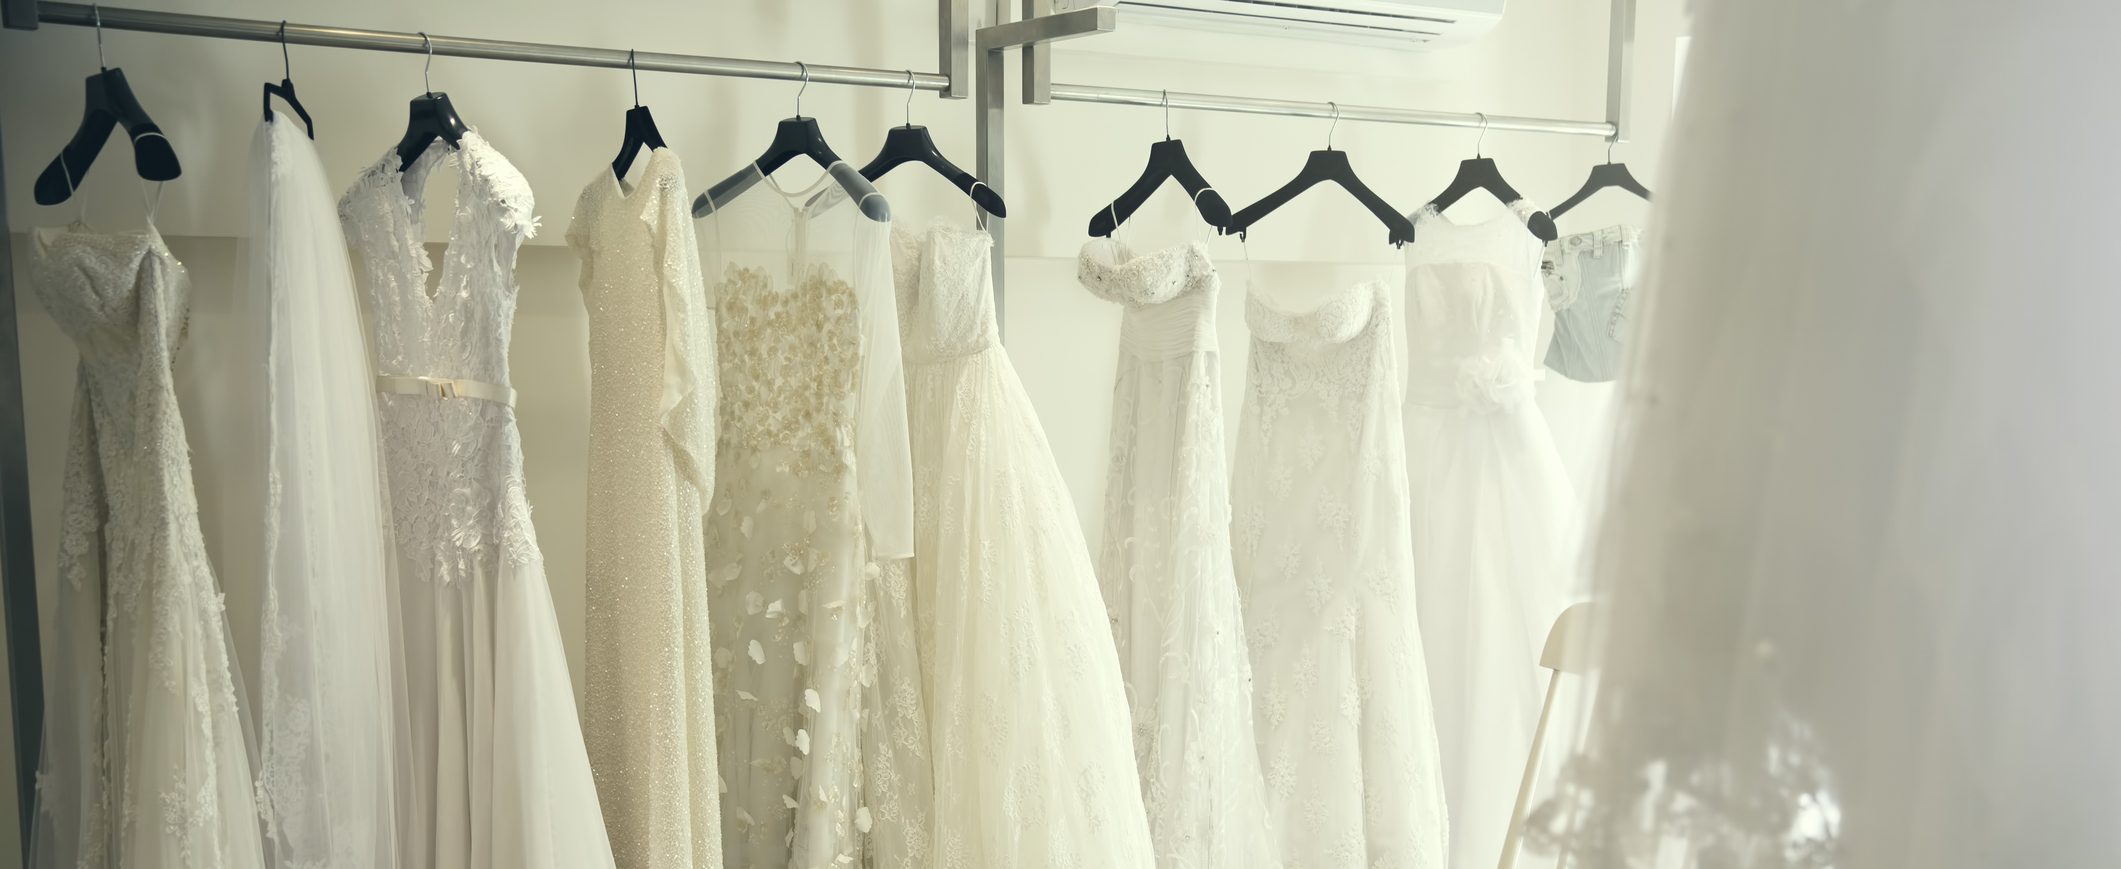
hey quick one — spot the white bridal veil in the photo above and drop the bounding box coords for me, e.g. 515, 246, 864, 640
1532, 1, 2121, 867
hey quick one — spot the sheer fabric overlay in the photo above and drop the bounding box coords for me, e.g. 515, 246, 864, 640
1077, 238, 1281, 869
698, 166, 913, 868
1534, 3, 2121, 867
239, 115, 404, 869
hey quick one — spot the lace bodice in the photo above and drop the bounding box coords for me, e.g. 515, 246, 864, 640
339, 131, 542, 582
1404, 200, 1549, 412
340, 131, 535, 386
890, 221, 998, 362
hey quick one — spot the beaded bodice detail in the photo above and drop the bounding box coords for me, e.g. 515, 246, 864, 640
715, 263, 862, 475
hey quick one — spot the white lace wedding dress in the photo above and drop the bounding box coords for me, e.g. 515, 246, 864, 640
1076, 238, 1280, 869
340, 131, 616, 869
1402, 201, 1578, 869
28, 217, 266, 868
697, 168, 914, 868
232, 114, 403, 869
567, 147, 724, 869
1232, 278, 1450, 869
893, 222, 1154, 869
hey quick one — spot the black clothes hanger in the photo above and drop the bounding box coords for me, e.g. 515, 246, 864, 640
1547, 140, 1652, 220
1226, 103, 1413, 246
396, 33, 469, 172
1086, 90, 1227, 237
694, 62, 890, 222
1423, 113, 1559, 241
611, 50, 667, 180
859, 71, 1005, 219
33, 5, 181, 206
261, 21, 314, 139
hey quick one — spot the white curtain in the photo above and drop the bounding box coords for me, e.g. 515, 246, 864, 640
238, 115, 405, 869
1535, 1, 2121, 867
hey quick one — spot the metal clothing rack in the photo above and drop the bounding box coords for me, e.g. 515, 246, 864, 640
0, 0, 979, 852
975, 0, 1640, 312
0, 0, 1638, 856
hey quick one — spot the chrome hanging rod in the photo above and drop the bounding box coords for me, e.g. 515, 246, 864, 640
28, 2, 955, 92
1044, 82, 1616, 138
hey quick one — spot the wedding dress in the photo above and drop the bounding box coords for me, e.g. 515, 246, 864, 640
1535, 2, 2121, 867
1231, 277, 1450, 869
231, 114, 403, 869
1076, 237, 1280, 869
340, 131, 616, 869
894, 222, 1154, 869
567, 147, 723, 869
28, 213, 266, 867
697, 168, 913, 868
1403, 201, 1579, 868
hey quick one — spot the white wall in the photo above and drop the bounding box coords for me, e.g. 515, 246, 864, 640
0, 0, 1683, 857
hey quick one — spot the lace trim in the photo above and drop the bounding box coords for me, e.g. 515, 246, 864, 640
1245, 279, 1387, 346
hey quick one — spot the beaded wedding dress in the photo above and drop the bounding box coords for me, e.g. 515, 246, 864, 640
1403, 200, 1579, 869
568, 147, 723, 869
340, 131, 616, 869
697, 168, 913, 868
1076, 237, 1280, 869
894, 222, 1155, 869
1232, 277, 1450, 869
28, 214, 267, 869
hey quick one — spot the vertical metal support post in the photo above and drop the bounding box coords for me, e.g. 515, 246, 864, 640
940, 0, 970, 99
0, 117, 43, 861
1605, 0, 1636, 143
978, 0, 1010, 334
1021, 0, 1052, 105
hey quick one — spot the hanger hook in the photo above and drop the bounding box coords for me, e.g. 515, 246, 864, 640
1326, 101, 1340, 150
1475, 111, 1489, 157
794, 60, 809, 118
1606, 136, 1617, 164
92, 4, 105, 69
419, 31, 433, 95
1162, 89, 1171, 140
629, 49, 640, 107
278, 21, 290, 80
905, 69, 917, 127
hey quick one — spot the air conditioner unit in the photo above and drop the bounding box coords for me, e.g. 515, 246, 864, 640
1049, 0, 1509, 49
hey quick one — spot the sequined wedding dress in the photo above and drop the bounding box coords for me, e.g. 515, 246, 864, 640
1076, 237, 1280, 869
1232, 277, 1450, 869
568, 147, 723, 869
340, 131, 616, 869
893, 221, 1154, 869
